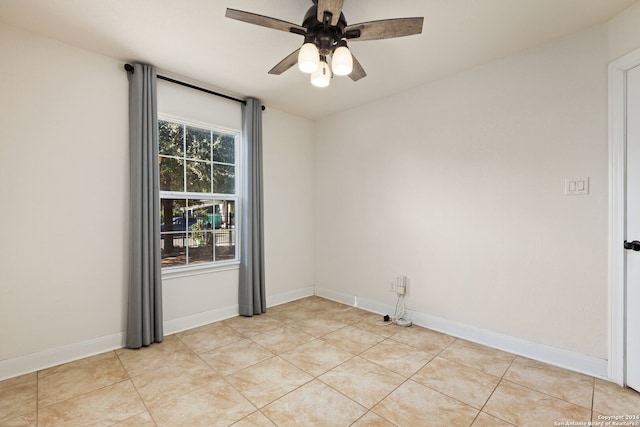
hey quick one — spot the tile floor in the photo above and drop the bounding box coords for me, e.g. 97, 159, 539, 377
1, 296, 640, 426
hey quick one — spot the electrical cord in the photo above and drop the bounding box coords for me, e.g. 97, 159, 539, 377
392, 293, 412, 327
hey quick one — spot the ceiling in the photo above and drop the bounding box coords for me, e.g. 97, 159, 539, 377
0, 0, 636, 119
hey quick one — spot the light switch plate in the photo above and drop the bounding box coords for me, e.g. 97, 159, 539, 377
565, 177, 589, 195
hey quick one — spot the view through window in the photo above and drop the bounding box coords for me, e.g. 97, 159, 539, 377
158, 118, 239, 268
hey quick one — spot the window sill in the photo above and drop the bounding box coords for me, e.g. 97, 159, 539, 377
162, 260, 240, 280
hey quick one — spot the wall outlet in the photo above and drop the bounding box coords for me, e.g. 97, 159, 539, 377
395, 275, 407, 295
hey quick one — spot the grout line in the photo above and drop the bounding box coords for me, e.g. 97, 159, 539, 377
113, 351, 160, 424
35, 368, 39, 426
590, 376, 596, 421
455, 347, 518, 426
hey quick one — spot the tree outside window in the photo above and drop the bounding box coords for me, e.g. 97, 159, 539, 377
158, 118, 239, 268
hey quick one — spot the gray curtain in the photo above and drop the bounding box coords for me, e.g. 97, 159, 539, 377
126, 63, 163, 348
239, 98, 266, 316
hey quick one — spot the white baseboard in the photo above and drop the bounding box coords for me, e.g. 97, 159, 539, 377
0, 286, 314, 381
163, 305, 240, 336
0, 332, 126, 382
314, 287, 609, 380
267, 286, 314, 307
2, 285, 607, 382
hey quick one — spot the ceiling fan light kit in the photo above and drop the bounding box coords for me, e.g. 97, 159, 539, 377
225, 0, 424, 88
311, 59, 332, 87
331, 44, 353, 76
298, 42, 320, 73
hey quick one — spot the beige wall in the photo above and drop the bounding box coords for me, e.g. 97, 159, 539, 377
0, 24, 130, 361
315, 24, 610, 359
313, 2, 640, 362
0, 23, 315, 375
609, 0, 640, 60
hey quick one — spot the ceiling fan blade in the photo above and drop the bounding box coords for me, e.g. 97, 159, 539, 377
268, 49, 300, 75
345, 17, 424, 41
349, 55, 366, 81
226, 9, 306, 35
316, 0, 344, 26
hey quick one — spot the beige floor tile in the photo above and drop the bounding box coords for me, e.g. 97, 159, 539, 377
149, 379, 256, 427
280, 338, 354, 376
318, 306, 371, 324
177, 322, 244, 353
39, 351, 117, 378
261, 380, 366, 426
361, 339, 434, 377
504, 357, 594, 409
232, 410, 277, 426
373, 380, 478, 427
322, 325, 385, 354
226, 356, 313, 408
593, 379, 640, 415
224, 315, 285, 337
38, 355, 128, 408
38, 380, 146, 427
439, 339, 516, 377
0, 372, 36, 425
483, 380, 592, 426
199, 338, 274, 376
265, 304, 314, 323
471, 412, 516, 427
0, 414, 37, 427
389, 325, 456, 354
3, 296, 635, 427
351, 411, 396, 427
251, 325, 314, 354
113, 410, 156, 426
290, 317, 347, 337
295, 297, 345, 312
412, 356, 500, 409
116, 335, 195, 377
130, 354, 220, 406
353, 314, 401, 338
319, 356, 406, 408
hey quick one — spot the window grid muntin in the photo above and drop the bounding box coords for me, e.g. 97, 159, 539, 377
158, 116, 239, 270
159, 196, 237, 267
158, 120, 238, 195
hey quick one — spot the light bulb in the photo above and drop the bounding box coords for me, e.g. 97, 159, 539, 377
298, 43, 319, 74
331, 46, 353, 76
311, 60, 331, 87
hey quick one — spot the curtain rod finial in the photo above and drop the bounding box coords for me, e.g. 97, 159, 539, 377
124, 63, 134, 73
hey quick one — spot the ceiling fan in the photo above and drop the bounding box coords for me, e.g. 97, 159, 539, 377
225, 0, 424, 87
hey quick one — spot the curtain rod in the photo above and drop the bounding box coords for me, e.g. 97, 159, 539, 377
124, 63, 265, 110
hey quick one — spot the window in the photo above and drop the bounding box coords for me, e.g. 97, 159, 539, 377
158, 117, 239, 269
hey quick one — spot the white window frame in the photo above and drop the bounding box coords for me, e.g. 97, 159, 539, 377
158, 113, 241, 278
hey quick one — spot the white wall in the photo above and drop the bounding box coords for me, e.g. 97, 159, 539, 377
0, 24, 129, 362
0, 23, 314, 378
315, 24, 610, 360
262, 109, 315, 299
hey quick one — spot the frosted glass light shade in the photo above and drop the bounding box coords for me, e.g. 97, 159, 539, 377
298, 43, 319, 73
311, 60, 331, 87
331, 46, 353, 76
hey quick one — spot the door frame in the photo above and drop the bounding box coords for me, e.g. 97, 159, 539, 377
609, 47, 640, 386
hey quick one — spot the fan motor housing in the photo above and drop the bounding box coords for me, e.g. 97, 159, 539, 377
303, 4, 347, 55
